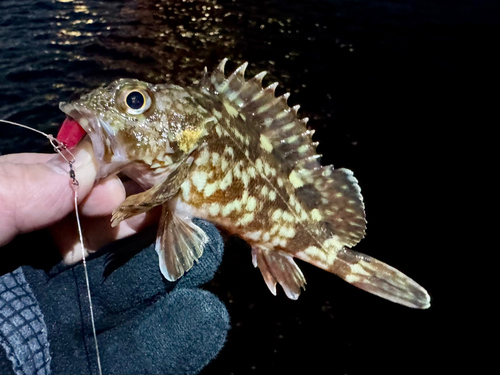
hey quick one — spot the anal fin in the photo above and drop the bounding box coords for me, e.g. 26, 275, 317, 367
252, 247, 306, 300
156, 201, 208, 281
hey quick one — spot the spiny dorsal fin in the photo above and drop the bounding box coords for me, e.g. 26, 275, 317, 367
203, 59, 321, 174
204, 60, 366, 247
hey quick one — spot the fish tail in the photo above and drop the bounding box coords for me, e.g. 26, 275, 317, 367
298, 246, 430, 309
331, 248, 431, 309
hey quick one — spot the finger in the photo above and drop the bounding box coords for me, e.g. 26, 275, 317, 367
0, 140, 98, 247
45, 139, 99, 200
0, 153, 56, 164
52, 207, 161, 264
79, 175, 126, 217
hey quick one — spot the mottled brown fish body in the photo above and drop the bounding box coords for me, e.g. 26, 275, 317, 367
60, 59, 430, 309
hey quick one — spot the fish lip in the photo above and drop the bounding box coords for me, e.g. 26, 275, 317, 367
59, 101, 107, 161
59, 101, 129, 179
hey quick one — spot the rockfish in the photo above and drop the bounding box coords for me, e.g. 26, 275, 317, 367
58, 59, 430, 308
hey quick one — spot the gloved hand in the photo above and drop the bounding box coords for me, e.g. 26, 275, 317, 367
2, 219, 229, 375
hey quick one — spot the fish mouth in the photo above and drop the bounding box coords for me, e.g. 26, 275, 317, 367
59, 101, 128, 179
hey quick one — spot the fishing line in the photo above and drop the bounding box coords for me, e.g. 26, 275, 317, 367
1, 119, 103, 375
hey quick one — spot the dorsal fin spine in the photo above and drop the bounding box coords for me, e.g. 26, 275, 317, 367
208, 59, 326, 175
217, 58, 228, 73
232, 61, 248, 77
297, 144, 311, 153
282, 134, 300, 144
197, 67, 213, 92
256, 92, 284, 115
304, 129, 315, 137
281, 121, 297, 132
248, 86, 267, 105
251, 71, 267, 85
274, 109, 290, 121
265, 82, 278, 93
295, 154, 322, 167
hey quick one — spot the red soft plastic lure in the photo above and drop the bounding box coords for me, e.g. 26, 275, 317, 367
56, 117, 86, 149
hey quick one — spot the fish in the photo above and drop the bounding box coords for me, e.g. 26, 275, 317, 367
58, 59, 430, 309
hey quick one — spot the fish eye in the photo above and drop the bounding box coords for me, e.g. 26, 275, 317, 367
126, 91, 145, 109
123, 89, 151, 115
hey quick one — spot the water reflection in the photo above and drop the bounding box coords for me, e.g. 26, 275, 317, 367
48, 0, 243, 84
0, 0, 346, 155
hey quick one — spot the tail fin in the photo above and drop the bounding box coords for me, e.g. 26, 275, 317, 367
331, 248, 430, 309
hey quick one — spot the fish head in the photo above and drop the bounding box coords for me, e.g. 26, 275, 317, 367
59, 79, 213, 183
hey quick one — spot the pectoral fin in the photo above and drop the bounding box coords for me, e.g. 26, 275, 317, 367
156, 200, 209, 281
111, 160, 192, 227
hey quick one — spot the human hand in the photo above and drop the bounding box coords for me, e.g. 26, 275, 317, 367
0, 139, 158, 264
19, 219, 229, 375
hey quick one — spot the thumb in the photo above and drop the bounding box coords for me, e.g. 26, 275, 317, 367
0, 139, 98, 246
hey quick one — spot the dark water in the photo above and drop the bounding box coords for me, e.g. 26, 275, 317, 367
1, 0, 496, 374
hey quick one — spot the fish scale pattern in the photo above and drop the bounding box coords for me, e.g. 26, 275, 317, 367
0, 269, 51, 375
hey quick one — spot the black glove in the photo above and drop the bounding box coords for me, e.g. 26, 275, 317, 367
1, 219, 229, 375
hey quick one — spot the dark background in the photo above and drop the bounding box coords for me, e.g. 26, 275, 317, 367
1, 0, 494, 374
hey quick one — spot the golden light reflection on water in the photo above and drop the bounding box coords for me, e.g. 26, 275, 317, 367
51, 0, 97, 48
71, 19, 95, 25
74, 6, 89, 14
52, 1, 234, 47
59, 30, 82, 37
45, 0, 320, 84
